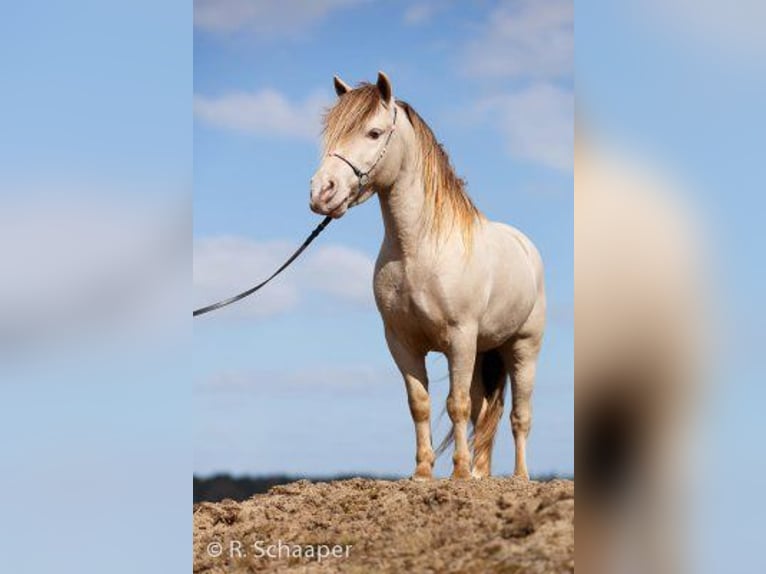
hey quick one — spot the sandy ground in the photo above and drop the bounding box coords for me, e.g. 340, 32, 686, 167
193, 477, 574, 573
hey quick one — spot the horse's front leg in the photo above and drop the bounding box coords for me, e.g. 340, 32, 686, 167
385, 329, 433, 480
446, 328, 478, 479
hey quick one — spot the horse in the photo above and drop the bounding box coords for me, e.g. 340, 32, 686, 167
309, 72, 546, 480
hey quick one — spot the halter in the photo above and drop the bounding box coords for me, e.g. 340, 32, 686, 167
330, 105, 398, 206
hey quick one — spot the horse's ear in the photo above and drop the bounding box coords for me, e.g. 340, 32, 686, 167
376, 71, 393, 106
333, 75, 351, 97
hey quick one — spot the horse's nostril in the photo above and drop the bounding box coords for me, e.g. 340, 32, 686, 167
320, 180, 337, 201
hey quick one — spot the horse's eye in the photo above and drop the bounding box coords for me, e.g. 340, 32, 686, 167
367, 129, 382, 140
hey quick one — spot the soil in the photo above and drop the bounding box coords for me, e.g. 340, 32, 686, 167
193, 477, 574, 573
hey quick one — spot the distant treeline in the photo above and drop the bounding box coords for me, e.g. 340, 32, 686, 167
193, 473, 571, 503
193, 473, 400, 503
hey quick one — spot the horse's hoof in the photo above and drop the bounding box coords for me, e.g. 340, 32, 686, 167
450, 467, 472, 480
411, 473, 432, 482
412, 467, 433, 481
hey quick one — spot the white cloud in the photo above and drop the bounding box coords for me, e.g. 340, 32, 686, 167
193, 235, 375, 319
0, 195, 188, 354
403, 2, 437, 26
302, 244, 375, 305
455, 1, 573, 171
193, 89, 329, 141
194, 0, 365, 36
476, 84, 573, 171
642, 0, 766, 61
461, 0, 573, 80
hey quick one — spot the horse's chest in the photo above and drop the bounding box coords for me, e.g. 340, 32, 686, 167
373, 260, 445, 341
373, 261, 419, 317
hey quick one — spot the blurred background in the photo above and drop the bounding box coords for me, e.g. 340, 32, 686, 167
0, 1, 191, 573
577, 0, 766, 572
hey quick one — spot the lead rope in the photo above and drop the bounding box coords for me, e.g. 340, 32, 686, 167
193, 215, 332, 317
194, 106, 397, 317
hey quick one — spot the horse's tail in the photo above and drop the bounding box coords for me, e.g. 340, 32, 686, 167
472, 349, 507, 472
436, 349, 507, 473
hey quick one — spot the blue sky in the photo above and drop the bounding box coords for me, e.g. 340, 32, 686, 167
193, 0, 574, 478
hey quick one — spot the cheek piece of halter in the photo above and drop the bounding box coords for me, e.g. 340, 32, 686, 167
330, 106, 398, 207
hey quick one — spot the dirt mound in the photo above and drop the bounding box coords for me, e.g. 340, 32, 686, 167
193, 477, 574, 573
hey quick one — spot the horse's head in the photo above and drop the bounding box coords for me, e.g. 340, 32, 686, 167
310, 72, 403, 219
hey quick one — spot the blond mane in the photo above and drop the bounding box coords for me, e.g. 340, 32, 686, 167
323, 83, 483, 245
398, 101, 483, 245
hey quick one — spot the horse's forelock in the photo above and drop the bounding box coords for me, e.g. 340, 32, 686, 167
322, 83, 382, 153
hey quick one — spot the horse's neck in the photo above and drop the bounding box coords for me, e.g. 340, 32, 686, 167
377, 168, 428, 258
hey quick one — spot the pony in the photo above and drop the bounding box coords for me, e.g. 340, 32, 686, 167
310, 72, 545, 479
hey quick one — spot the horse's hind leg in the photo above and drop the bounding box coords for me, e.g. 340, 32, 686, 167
500, 333, 543, 480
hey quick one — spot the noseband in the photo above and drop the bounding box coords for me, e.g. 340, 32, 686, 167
330, 106, 398, 205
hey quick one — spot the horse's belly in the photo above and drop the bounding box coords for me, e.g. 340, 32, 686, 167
379, 286, 534, 353
476, 271, 538, 349
374, 236, 541, 353
477, 296, 535, 351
